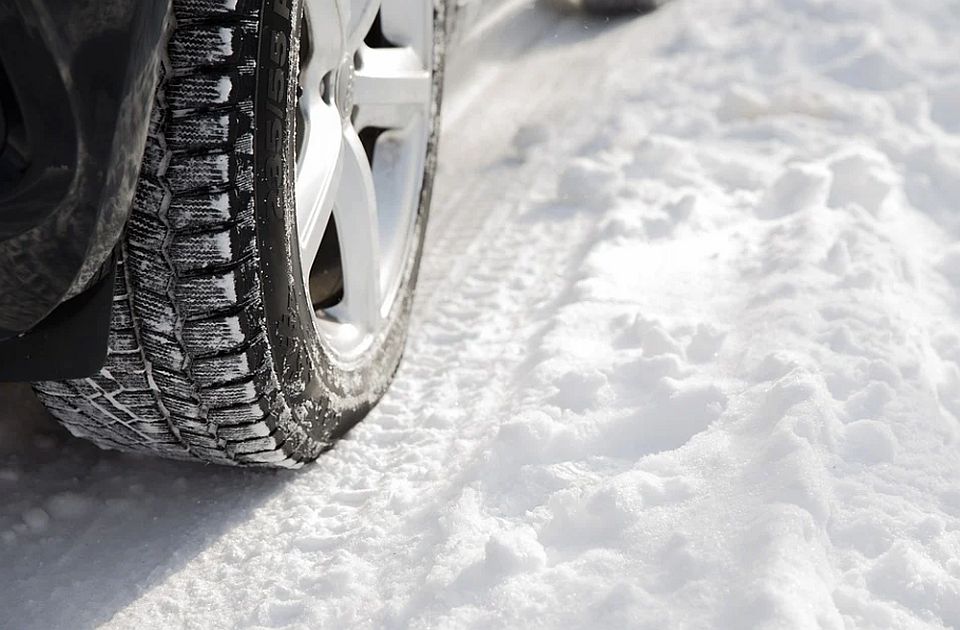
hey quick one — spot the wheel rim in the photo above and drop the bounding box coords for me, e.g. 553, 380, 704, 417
296, 0, 434, 362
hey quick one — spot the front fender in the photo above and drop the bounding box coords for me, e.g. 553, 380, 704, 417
0, 0, 169, 339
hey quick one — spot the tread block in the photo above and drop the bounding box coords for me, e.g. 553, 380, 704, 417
113, 390, 162, 409
133, 179, 170, 219
170, 417, 214, 434
217, 419, 273, 441
166, 69, 254, 111
208, 398, 271, 427
191, 338, 267, 387
176, 261, 260, 318
236, 131, 254, 156
139, 329, 188, 371
168, 111, 233, 150
125, 247, 175, 295
177, 429, 225, 450
167, 189, 253, 230
127, 213, 168, 252
175, 0, 262, 20
167, 152, 234, 194
141, 135, 170, 175
181, 313, 251, 354
124, 404, 167, 423
168, 223, 255, 274
226, 433, 281, 456
192, 352, 251, 387
110, 297, 135, 330
201, 377, 261, 407
162, 394, 203, 419
169, 25, 244, 71
131, 284, 178, 330
105, 350, 155, 377
102, 369, 151, 391
108, 329, 140, 354
152, 367, 198, 402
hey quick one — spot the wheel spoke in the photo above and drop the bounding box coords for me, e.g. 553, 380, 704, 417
331, 127, 382, 329
296, 104, 343, 276
301, 0, 347, 82
353, 47, 431, 129
355, 47, 431, 106
346, 0, 382, 53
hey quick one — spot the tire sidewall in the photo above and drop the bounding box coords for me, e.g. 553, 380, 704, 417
253, 0, 445, 439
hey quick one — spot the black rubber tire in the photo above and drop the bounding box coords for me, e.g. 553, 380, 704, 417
33, 0, 446, 468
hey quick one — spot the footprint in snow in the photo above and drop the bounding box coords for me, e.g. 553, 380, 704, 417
625, 135, 690, 180
831, 515, 894, 558
643, 194, 698, 239
843, 381, 894, 422
686, 324, 726, 363
840, 419, 897, 464
540, 483, 638, 548
756, 163, 832, 220
822, 239, 852, 276
616, 314, 685, 357
609, 380, 728, 458
828, 148, 896, 215
549, 368, 608, 413
556, 158, 624, 209
511, 123, 550, 161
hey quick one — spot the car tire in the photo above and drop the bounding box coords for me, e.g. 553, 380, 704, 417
33, 0, 446, 468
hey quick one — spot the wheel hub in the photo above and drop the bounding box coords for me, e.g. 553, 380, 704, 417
333, 55, 356, 122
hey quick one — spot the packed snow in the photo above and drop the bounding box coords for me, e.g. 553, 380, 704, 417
3, 0, 960, 627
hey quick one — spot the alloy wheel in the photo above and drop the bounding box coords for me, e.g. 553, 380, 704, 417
296, 0, 434, 362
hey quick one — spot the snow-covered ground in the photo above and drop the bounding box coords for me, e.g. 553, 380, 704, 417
4, 0, 960, 627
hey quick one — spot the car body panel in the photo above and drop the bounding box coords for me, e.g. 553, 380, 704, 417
0, 0, 169, 341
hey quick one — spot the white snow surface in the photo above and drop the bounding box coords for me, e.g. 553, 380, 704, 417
4, 0, 960, 628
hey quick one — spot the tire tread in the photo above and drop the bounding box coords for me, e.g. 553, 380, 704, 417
35, 0, 310, 468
